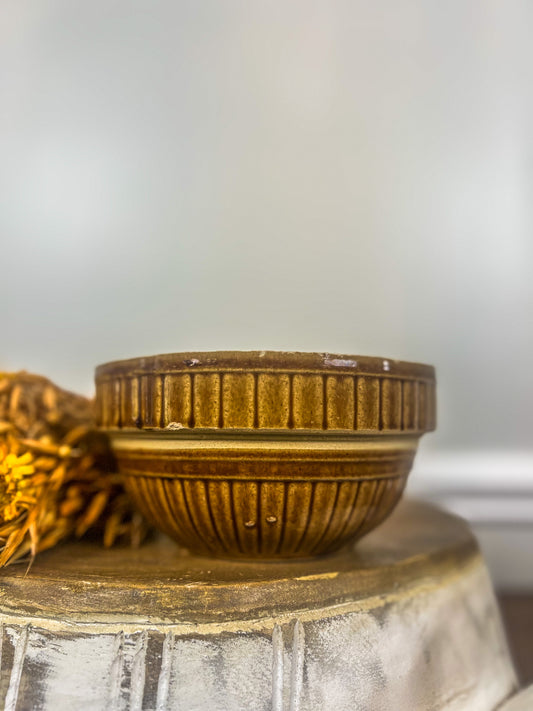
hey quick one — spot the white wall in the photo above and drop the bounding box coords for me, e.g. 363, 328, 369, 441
1, 1, 532, 474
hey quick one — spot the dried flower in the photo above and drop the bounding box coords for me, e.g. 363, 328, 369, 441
0, 372, 148, 567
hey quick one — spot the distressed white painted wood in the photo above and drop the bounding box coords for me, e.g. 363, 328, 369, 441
0, 561, 518, 710
0, 501, 521, 710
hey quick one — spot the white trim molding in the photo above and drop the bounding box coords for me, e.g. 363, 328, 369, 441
410, 450, 533, 590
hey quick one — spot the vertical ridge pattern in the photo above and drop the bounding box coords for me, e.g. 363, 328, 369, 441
183, 479, 224, 552
162, 372, 192, 427
301, 482, 338, 552
289, 620, 305, 711
189, 373, 196, 428
180, 480, 214, 553
232, 481, 259, 555
257, 374, 290, 428
287, 374, 294, 429
290, 482, 316, 555
218, 373, 224, 429
319, 481, 358, 550
337, 480, 372, 544
322, 376, 328, 430
155, 631, 174, 711
259, 482, 285, 553
253, 373, 259, 428
356, 377, 380, 430
275, 482, 288, 555
381, 378, 402, 430
108, 631, 124, 711
207, 480, 238, 552
4, 624, 29, 711
309, 482, 341, 555
418, 381, 428, 430
101, 370, 435, 433
152, 375, 163, 429
292, 375, 323, 429
229, 480, 244, 554
271, 624, 284, 711
162, 479, 198, 543
130, 630, 148, 711
278, 482, 312, 554
123, 468, 409, 558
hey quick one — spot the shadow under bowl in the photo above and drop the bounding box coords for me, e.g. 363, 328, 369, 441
95, 351, 436, 559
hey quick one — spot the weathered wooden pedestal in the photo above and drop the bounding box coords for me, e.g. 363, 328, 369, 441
0, 501, 520, 710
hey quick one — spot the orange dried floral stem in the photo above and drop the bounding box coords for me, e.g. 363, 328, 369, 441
0, 372, 149, 567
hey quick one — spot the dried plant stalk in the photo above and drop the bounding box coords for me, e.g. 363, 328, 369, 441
0, 371, 149, 567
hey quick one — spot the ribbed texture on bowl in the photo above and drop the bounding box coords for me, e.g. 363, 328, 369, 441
95, 351, 436, 433
118, 444, 412, 558
96, 352, 436, 558
125, 475, 407, 558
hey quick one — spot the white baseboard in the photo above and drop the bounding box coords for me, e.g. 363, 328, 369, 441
411, 449, 533, 495
409, 450, 533, 591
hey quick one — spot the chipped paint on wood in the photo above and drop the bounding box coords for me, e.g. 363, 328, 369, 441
4, 624, 29, 711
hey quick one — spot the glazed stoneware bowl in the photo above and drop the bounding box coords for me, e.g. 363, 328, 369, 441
95, 351, 436, 559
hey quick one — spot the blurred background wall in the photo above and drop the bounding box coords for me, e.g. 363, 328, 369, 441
1, 1, 532, 588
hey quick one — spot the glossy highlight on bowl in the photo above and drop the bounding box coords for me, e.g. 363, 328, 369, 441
95, 351, 436, 559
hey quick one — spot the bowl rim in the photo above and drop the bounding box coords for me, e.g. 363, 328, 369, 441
95, 350, 435, 381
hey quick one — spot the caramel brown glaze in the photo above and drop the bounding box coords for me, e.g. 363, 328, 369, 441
96, 352, 436, 558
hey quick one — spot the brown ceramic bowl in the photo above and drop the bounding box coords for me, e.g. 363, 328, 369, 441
95, 351, 436, 559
